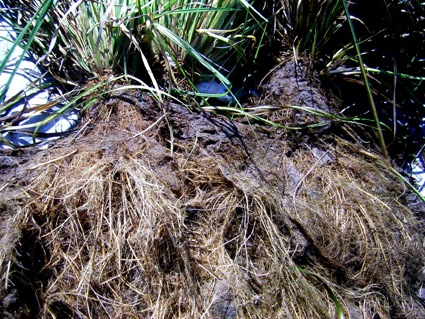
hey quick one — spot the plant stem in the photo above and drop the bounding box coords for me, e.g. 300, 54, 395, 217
341, 0, 388, 159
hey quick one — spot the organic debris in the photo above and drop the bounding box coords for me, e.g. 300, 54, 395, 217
1, 62, 425, 318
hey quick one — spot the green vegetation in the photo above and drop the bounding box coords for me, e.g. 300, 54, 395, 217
324, 0, 425, 162
0, 0, 266, 146
273, 0, 346, 59
341, 0, 388, 159
1, 0, 265, 87
1, 0, 423, 163
1, 0, 424, 161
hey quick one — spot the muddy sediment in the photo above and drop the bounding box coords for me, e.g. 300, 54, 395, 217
1, 62, 425, 318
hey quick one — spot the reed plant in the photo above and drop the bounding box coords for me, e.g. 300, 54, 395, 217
0, 0, 265, 146
273, 0, 424, 161
274, 0, 346, 59
1, 0, 423, 162
329, 0, 425, 162
1, 0, 265, 84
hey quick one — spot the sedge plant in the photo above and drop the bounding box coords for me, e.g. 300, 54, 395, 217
274, 0, 346, 60
341, 0, 388, 159
0, 0, 266, 147
327, 0, 424, 163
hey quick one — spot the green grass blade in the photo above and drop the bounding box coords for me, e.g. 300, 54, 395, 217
0, 0, 55, 104
298, 267, 345, 319
341, 0, 388, 159
378, 159, 425, 203
154, 23, 231, 86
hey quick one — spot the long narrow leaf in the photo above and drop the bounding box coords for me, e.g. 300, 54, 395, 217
341, 0, 388, 159
0, 0, 54, 104
154, 23, 231, 86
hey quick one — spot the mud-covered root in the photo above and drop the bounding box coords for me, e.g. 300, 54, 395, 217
1, 88, 425, 318
15, 132, 424, 318
20, 149, 342, 318
282, 137, 425, 318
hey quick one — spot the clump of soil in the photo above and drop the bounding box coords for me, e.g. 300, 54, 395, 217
1, 61, 425, 318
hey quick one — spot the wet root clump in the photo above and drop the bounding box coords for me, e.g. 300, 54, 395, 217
1, 62, 425, 318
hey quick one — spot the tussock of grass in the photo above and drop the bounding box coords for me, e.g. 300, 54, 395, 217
1, 88, 423, 318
